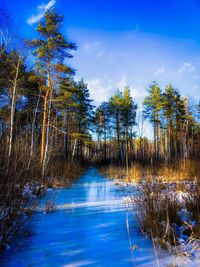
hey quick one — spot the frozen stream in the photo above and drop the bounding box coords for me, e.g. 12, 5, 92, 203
1, 167, 160, 267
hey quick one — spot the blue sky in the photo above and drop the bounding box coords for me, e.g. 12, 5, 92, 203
2, 0, 200, 136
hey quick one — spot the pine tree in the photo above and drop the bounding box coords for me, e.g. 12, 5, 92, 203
72, 79, 93, 161
55, 76, 77, 159
109, 90, 124, 163
93, 101, 109, 162
162, 84, 179, 161
28, 8, 76, 169
121, 87, 137, 174
143, 82, 163, 161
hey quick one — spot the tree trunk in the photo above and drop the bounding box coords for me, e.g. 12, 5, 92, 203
42, 92, 52, 178
63, 113, 68, 159
27, 95, 41, 169
41, 61, 51, 165
116, 109, 121, 163
8, 56, 20, 162
104, 122, 107, 162
153, 118, 157, 162
40, 93, 48, 164
125, 126, 129, 177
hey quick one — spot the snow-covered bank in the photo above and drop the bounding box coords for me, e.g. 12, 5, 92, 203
123, 180, 200, 267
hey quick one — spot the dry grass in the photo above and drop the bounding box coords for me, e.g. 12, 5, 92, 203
130, 183, 181, 250
0, 160, 41, 250
46, 159, 86, 188
101, 159, 200, 183
127, 181, 200, 257
102, 160, 200, 258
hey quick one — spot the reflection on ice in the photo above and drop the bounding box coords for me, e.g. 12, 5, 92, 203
63, 260, 96, 266
37, 199, 124, 212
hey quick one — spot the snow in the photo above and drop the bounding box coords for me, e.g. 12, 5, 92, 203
0, 167, 199, 266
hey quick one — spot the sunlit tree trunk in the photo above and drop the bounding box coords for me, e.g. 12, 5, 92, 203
42, 92, 52, 178
40, 93, 48, 164
41, 62, 51, 165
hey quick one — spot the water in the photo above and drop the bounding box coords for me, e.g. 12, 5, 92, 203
1, 167, 158, 267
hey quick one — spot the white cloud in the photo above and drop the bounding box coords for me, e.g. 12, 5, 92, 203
154, 67, 165, 76
87, 78, 113, 103
117, 74, 127, 89
86, 75, 146, 106
27, 0, 56, 25
178, 62, 195, 73
130, 86, 146, 101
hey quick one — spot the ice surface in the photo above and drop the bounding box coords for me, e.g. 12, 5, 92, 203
0, 167, 181, 267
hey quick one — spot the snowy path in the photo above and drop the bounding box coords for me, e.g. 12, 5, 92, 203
0, 167, 173, 267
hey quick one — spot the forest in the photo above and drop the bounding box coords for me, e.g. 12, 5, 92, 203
1, 4, 200, 267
